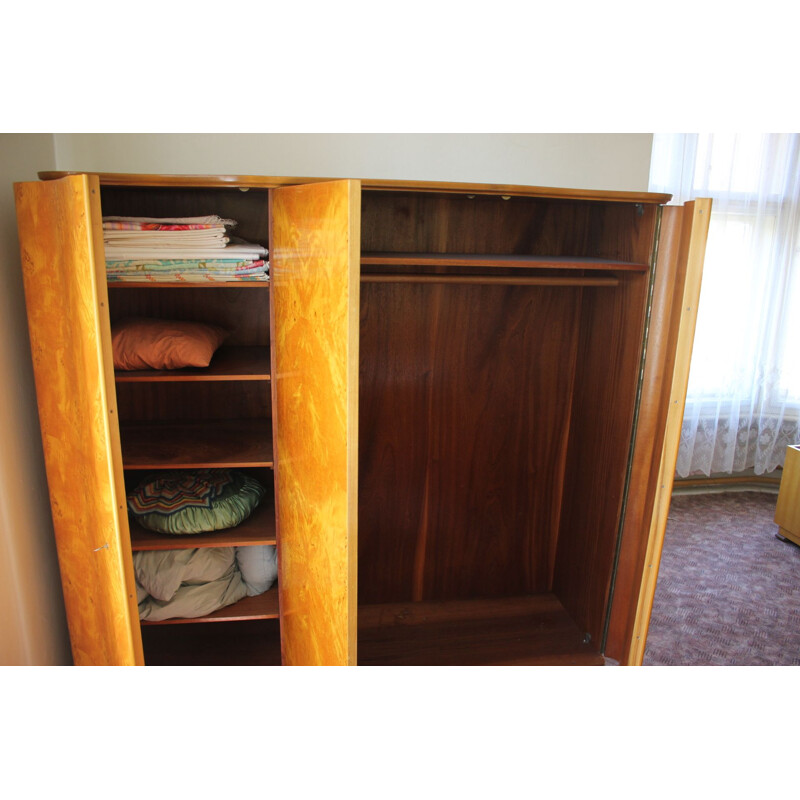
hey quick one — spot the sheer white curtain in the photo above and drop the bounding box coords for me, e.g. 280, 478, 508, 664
649, 133, 800, 476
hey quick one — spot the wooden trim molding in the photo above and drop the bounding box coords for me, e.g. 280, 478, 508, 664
628, 199, 712, 666
39, 171, 673, 205
673, 475, 781, 491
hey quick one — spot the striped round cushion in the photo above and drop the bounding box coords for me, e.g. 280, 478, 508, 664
128, 469, 265, 534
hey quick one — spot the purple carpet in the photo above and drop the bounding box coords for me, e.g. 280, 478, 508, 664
642, 491, 800, 666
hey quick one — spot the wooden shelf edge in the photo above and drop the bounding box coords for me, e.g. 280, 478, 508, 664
115, 346, 271, 383
39, 171, 672, 204
140, 586, 279, 625
129, 499, 277, 551
125, 461, 274, 470
361, 252, 649, 272
361, 274, 619, 288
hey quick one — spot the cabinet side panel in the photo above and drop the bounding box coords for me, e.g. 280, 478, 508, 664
603, 206, 687, 661
774, 446, 800, 540
553, 274, 650, 645
14, 175, 142, 666
272, 180, 360, 666
627, 199, 711, 665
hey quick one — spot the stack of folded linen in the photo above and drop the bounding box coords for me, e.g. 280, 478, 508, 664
103, 215, 269, 282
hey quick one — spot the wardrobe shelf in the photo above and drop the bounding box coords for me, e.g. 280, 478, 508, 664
120, 419, 274, 469
115, 346, 271, 383
361, 274, 620, 287
360, 252, 649, 272
357, 594, 605, 666
140, 586, 279, 625
128, 499, 277, 550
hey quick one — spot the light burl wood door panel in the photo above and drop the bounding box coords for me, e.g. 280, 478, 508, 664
271, 180, 361, 666
621, 199, 711, 665
14, 174, 143, 665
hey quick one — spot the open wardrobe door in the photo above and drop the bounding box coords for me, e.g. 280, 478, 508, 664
604, 198, 712, 665
14, 174, 143, 665
271, 180, 361, 665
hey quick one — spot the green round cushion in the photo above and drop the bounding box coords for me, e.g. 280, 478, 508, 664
128, 469, 265, 534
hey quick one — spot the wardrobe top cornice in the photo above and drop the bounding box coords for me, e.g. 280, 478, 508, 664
38, 171, 673, 205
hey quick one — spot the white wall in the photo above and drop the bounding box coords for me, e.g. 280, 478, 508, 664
1, 132, 653, 665
0, 134, 71, 665
54, 133, 654, 192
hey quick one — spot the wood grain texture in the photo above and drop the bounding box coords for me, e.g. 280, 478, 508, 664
361, 274, 620, 287
777, 526, 800, 547
120, 419, 273, 468
116, 380, 270, 422
359, 281, 581, 603
774, 446, 800, 543
361, 253, 647, 272
627, 199, 711, 665
41, 171, 672, 204
141, 618, 282, 665
602, 206, 687, 661
114, 346, 270, 382
14, 174, 144, 665
357, 595, 604, 665
271, 180, 360, 665
140, 587, 279, 624
108, 285, 269, 346
129, 496, 276, 550
552, 274, 651, 646
41, 172, 305, 190
361, 192, 658, 264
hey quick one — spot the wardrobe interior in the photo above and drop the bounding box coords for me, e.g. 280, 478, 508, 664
98, 182, 658, 665
356, 190, 656, 665
100, 184, 281, 665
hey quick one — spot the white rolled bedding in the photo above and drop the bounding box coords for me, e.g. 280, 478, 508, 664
134, 545, 277, 622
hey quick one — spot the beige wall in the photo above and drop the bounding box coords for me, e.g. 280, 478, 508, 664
0, 134, 71, 665
1, 133, 653, 665
54, 133, 654, 191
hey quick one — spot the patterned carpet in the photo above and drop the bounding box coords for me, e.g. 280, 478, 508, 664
643, 491, 800, 666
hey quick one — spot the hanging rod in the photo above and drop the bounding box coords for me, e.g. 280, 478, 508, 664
360, 274, 619, 287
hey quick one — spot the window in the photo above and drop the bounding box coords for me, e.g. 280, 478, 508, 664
650, 133, 800, 474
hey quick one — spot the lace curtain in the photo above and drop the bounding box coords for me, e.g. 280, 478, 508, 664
649, 133, 800, 476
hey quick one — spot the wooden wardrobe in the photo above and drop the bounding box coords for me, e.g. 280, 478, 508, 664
14, 172, 710, 666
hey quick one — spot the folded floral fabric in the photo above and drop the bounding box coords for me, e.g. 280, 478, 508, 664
104, 222, 227, 231
106, 258, 268, 274
103, 243, 268, 260
104, 230, 230, 243
106, 258, 269, 282
103, 215, 236, 227
107, 271, 268, 283
103, 215, 268, 278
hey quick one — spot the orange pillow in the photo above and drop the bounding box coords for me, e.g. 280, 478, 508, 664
112, 317, 228, 371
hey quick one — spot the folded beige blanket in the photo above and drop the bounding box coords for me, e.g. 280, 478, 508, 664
134, 547, 248, 621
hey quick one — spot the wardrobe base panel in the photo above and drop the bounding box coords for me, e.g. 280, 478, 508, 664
357, 594, 605, 666
141, 618, 282, 666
